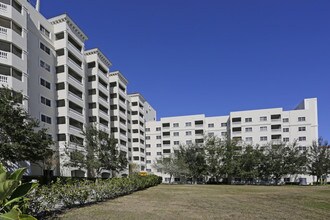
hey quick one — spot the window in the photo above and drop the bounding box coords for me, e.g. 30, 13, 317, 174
146, 160, 151, 164
156, 136, 161, 139
245, 118, 252, 123
40, 78, 51, 89
40, 25, 50, 38
55, 32, 64, 40
156, 144, 161, 147
298, 146, 307, 151
146, 128, 150, 132
186, 140, 192, 144
12, 0, 22, 13
186, 131, 192, 136
283, 138, 289, 142
298, 117, 306, 122
40, 60, 50, 72
57, 117, 65, 124
174, 141, 180, 145
173, 123, 179, 127
260, 126, 267, 131
162, 123, 170, 128
157, 152, 162, 156
260, 136, 267, 141
56, 99, 65, 107
146, 169, 151, 172
146, 136, 150, 140
245, 137, 253, 142
299, 137, 306, 141
245, 127, 252, 132
41, 96, 51, 107
298, 127, 306, 131
260, 116, 267, 122
283, 118, 289, 123
156, 127, 161, 131
57, 134, 66, 141
133, 156, 139, 161
221, 132, 227, 136
146, 144, 151, 148
163, 149, 171, 154
208, 132, 214, 137
221, 123, 227, 127
40, 42, 50, 55
56, 65, 65, 74
208, 123, 214, 128
185, 122, 191, 127
41, 114, 51, 124
283, 128, 289, 132
173, 132, 179, 136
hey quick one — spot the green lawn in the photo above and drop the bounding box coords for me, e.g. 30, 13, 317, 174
58, 184, 330, 220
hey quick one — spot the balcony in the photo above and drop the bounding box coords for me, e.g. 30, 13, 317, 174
271, 114, 281, 122
0, 26, 25, 49
0, 49, 25, 72
271, 125, 281, 132
0, 2, 25, 27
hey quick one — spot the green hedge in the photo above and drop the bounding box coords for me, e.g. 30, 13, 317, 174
27, 174, 161, 218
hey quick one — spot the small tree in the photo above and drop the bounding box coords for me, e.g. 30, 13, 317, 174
204, 136, 225, 183
152, 154, 188, 184
260, 142, 307, 184
307, 138, 330, 184
0, 87, 53, 168
64, 125, 128, 178
176, 144, 207, 184
238, 145, 263, 183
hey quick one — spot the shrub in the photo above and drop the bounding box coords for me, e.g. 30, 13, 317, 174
27, 174, 161, 218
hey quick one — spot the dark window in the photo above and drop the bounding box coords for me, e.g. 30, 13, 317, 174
57, 134, 66, 141
55, 32, 64, 40
56, 99, 65, 107
56, 65, 65, 73
57, 116, 66, 124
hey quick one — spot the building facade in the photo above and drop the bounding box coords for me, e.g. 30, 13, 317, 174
145, 98, 318, 183
0, 0, 155, 177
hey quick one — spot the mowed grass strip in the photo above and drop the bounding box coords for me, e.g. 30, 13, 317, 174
58, 184, 330, 220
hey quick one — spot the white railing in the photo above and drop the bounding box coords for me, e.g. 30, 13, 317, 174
69, 108, 84, 117
0, 27, 8, 36
68, 75, 82, 85
0, 3, 8, 12
68, 41, 82, 54
0, 50, 8, 59
0, 75, 8, 83
68, 91, 83, 101
68, 58, 82, 69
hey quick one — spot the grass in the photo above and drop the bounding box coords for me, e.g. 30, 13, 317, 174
57, 184, 330, 220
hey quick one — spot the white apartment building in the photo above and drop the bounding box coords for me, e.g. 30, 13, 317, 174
127, 93, 156, 171
145, 98, 318, 183
0, 0, 155, 177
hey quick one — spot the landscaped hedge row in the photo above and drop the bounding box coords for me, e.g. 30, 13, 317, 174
27, 174, 161, 218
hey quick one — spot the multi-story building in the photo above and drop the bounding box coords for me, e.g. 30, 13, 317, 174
127, 93, 156, 171
0, 0, 155, 177
145, 98, 318, 183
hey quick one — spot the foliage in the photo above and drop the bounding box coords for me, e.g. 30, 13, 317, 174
64, 124, 128, 178
0, 87, 53, 166
0, 163, 38, 220
307, 138, 330, 184
152, 154, 188, 183
176, 144, 207, 183
27, 175, 161, 218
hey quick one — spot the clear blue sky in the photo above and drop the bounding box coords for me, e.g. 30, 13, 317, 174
39, 0, 329, 141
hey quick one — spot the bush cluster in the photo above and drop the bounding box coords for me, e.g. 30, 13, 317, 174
27, 174, 161, 218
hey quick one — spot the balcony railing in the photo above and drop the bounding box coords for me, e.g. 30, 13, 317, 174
68, 41, 82, 54
0, 75, 8, 83
68, 57, 82, 69
0, 3, 8, 12
0, 27, 7, 36
0, 50, 8, 59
